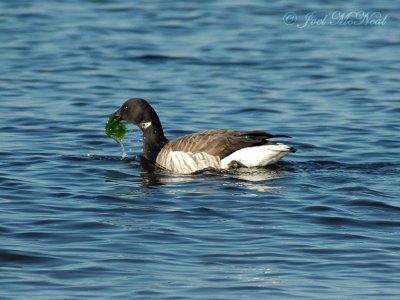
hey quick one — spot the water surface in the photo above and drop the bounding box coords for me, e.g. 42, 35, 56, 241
1, 0, 400, 299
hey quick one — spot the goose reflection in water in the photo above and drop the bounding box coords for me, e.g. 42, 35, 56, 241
138, 157, 288, 192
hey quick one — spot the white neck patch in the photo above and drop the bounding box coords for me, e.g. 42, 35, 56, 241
140, 121, 152, 129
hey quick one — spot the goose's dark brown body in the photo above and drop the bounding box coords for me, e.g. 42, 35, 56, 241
163, 129, 274, 157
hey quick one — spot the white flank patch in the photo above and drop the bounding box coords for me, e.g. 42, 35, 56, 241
162, 151, 220, 174
221, 143, 292, 169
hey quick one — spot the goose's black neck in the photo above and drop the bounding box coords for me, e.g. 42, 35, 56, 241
141, 119, 168, 163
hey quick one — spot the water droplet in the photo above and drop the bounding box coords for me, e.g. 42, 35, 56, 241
118, 141, 128, 159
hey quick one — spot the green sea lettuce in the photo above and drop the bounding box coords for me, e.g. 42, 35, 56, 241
105, 116, 127, 142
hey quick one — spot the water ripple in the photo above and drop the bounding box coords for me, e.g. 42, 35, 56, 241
1, 0, 400, 299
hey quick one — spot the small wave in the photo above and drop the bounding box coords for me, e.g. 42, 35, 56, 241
312, 215, 400, 229
128, 54, 200, 62
298, 160, 399, 174
346, 199, 400, 212
0, 249, 56, 265
227, 107, 282, 114
62, 154, 136, 162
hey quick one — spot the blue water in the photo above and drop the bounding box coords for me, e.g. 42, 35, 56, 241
1, 0, 400, 299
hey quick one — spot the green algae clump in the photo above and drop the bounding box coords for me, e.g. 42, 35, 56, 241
105, 116, 127, 142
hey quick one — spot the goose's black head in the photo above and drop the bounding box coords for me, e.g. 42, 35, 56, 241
113, 98, 159, 131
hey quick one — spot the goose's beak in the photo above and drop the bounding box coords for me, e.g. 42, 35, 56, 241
110, 108, 121, 119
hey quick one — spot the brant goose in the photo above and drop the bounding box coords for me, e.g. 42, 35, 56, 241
112, 98, 296, 174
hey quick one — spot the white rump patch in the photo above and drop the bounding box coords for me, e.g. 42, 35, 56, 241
221, 143, 292, 169
160, 151, 220, 174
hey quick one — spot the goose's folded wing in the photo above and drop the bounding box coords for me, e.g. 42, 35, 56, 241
163, 129, 278, 159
